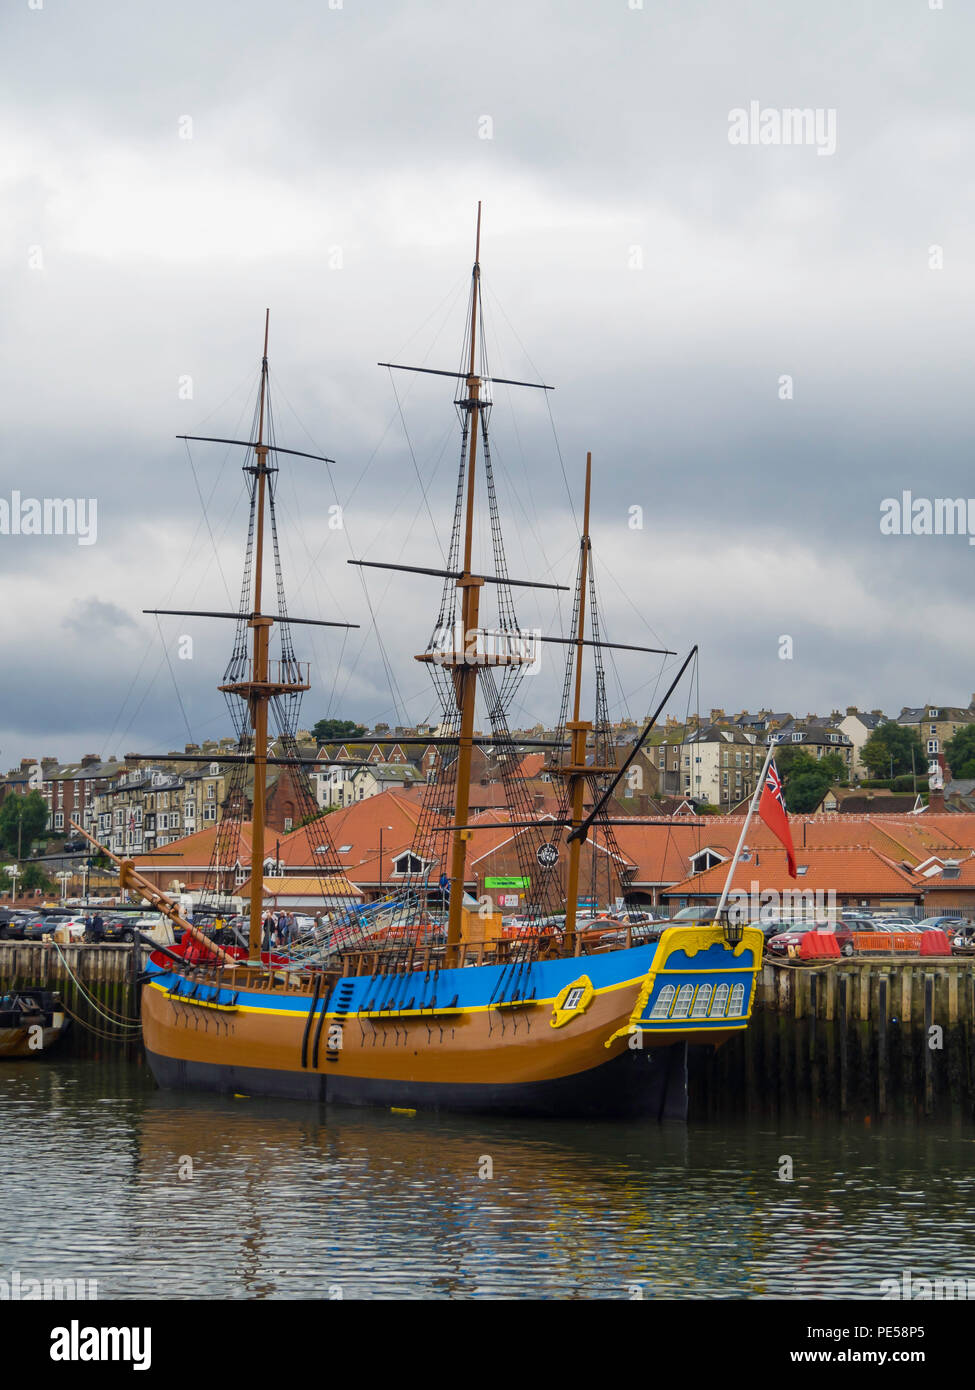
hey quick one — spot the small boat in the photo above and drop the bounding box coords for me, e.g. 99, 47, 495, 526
0, 989, 69, 1057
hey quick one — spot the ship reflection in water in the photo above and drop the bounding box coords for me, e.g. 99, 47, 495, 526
4, 1059, 975, 1299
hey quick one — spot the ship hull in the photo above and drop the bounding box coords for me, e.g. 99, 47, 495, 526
144, 1038, 690, 1118
140, 927, 763, 1119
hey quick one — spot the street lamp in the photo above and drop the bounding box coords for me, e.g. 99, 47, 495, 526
57, 870, 71, 904
5, 865, 20, 904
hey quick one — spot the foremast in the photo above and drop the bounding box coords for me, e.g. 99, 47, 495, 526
216, 312, 310, 965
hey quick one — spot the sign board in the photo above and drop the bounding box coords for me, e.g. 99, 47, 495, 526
485, 877, 530, 890
500, 894, 519, 908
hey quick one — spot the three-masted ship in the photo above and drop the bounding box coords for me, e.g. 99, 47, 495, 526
74, 208, 762, 1118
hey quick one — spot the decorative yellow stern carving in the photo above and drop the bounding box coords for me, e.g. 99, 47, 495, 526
550, 976, 595, 1029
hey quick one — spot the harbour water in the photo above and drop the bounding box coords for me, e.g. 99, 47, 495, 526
4, 1055, 975, 1300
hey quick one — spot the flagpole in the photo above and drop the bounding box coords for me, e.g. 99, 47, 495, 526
713, 737, 778, 924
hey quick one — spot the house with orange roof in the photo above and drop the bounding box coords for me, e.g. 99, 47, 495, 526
660, 845, 923, 914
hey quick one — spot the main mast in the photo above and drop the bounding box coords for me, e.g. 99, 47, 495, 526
443, 204, 485, 967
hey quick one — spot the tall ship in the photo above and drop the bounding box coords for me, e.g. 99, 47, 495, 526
75, 208, 762, 1118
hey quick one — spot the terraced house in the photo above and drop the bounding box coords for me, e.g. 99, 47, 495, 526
768, 718, 854, 770
95, 760, 229, 856
654, 721, 765, 808
896, 701, 975, 762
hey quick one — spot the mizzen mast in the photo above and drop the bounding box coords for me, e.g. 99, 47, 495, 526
561, 452, 596, 953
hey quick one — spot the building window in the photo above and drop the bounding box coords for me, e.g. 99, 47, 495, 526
728, 983, 746, 1016
54, 812, 64, 829
930, 725, 937, 735
284, 817, 293, 832
392, 852, 426, 875
928, 740, 939, 754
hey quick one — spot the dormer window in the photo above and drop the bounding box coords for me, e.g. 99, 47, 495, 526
791, 733, 802, 742
392, 852, 427, 876
209, 763, 219, 776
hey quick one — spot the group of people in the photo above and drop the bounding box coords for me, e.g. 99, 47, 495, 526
260, 910, 325, 949
83, 912, 105, 943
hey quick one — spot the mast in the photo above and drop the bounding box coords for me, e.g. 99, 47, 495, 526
248, 310, 272, 965
444, 203, 484, 967
215, 311, 312, 965
562, 453, 594, 953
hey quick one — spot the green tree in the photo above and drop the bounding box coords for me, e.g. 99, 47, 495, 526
861, 721, 923, 779
20, 863, 53, 893
0, 790, 50, 857
311, 718, 368, 743
775, 749, 847, 813
944, 725, 975, 779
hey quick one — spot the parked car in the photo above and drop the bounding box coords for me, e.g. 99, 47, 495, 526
49, 916, 89, 942
915, 915, 968, 933
18, 917, 58, 942
766, 924, 828, 957
0, 910, 35, 941
98, 915, 143, 943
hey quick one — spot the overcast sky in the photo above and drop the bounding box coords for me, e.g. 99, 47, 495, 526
2, 0, 974, 766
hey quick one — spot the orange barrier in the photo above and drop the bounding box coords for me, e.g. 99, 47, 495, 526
850, 931, 920, 954
798, 931, 841, 960
919, 930, 952, 955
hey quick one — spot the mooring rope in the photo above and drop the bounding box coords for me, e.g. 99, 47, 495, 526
51, 943, 142, 1029
58, 997, 142, 1043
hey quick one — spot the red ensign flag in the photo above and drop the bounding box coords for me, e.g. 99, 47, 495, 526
758, 759, 797, 878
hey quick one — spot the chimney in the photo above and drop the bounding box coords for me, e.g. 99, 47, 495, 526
81, 753, 100, 767
533, 792, 545, 811
871, 709, 883, 717
929, 785, 946, 813
845, 706, 857, 716
20, 758, 34, 770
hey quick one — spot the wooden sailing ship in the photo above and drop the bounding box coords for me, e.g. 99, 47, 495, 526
73, 208, 762, 1117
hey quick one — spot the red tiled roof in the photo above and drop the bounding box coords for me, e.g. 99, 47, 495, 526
664, 846, 921, 898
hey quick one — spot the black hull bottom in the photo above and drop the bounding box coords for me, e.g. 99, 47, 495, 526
145, 1044, 689, 1121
